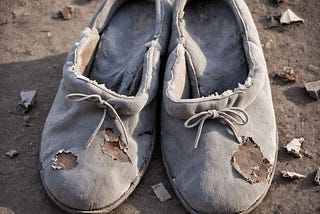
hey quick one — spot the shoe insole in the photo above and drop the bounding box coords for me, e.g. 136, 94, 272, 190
184, 0, 248, 97
89, 0, 155, 96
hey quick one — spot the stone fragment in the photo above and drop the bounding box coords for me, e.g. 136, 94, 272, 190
19, 90, 37, 110
275, 67, 296, 82
6, 150, 18, 158
0, 207, 15, 214
314, 168, 320, 185
151, 183, 172, 202
285, 137, 304, 158
304, 80, 320, 100
280, 9, 304, 24
59, 5, 76, 20
281, 170, 306, 179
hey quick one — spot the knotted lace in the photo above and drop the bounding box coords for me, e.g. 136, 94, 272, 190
66, 93, 129, 149
184, 107, 248, 149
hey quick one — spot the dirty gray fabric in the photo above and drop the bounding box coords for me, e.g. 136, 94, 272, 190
40, 0, 171, 212
161, 0, 277, 213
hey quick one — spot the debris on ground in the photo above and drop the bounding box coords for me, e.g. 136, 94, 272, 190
151, 182, 172, 202
232, 137, 272, 184
285, 137, 304, 158
23, 115, 32, 126
304, 80, 320, 100
281, 170, 306, 179
280, 9, 304, 24
52, 150, 77, 170
19, 90, 37, 111
275, 67, 296, 82
0, 207, 15, 214
266, 9, 304, 29
58, 5, 76, 20
265, 39, 273, 49
272, 0, 283, 4
309, 64, 320, 73
314, 168, 320, 185
262, 39, 273, 49
6, 150, 18, 158
266, 16, 282, 29
301, 149, 314, 159
101, 129, 131, 162
39, 30, 52, 37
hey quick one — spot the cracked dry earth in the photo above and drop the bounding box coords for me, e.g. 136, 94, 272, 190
0, 0, 319, 213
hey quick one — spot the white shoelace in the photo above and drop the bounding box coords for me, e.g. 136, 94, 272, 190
184, 107, 248, 149
66, 93, 129, 149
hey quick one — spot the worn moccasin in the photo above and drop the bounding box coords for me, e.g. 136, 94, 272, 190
161, 0, 277, 213
40, 0, 170, 213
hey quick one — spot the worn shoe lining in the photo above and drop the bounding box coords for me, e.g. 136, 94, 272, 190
86, 0, 156, 96
183, 0, 248, 98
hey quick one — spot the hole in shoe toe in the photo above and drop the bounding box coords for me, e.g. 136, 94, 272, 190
102, 128, 131, 163
52, 150, 78, 170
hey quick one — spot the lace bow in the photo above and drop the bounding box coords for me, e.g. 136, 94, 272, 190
184, 107, 248, 149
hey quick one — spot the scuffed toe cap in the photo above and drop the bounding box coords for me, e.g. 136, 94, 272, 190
162, 117, 276, 214
40, 144, 138, 212
171, 165, 271, 214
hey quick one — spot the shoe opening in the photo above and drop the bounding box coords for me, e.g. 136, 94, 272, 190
180, 0, 249, 99
81, 0, 156, 96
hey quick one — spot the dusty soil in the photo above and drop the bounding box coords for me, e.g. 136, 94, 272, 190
0, 0, 319, 213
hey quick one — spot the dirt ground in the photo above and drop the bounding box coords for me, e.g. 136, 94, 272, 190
0, 0, 319, 213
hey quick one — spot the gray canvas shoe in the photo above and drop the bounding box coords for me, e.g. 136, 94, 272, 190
40, 0, 170, 213
161, 0, 277, 213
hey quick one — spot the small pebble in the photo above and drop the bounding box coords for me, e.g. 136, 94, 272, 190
275, 67, 296, 82
6, 150, 18, 158
315, 168, 320, 185
304, 80, 320, 100
59, 5, 76, 20
281, 170, 306, 179
151, 182, 172, 202
0, 207, 15, 214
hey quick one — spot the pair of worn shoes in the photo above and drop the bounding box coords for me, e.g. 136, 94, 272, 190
40, 0, 278, 213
